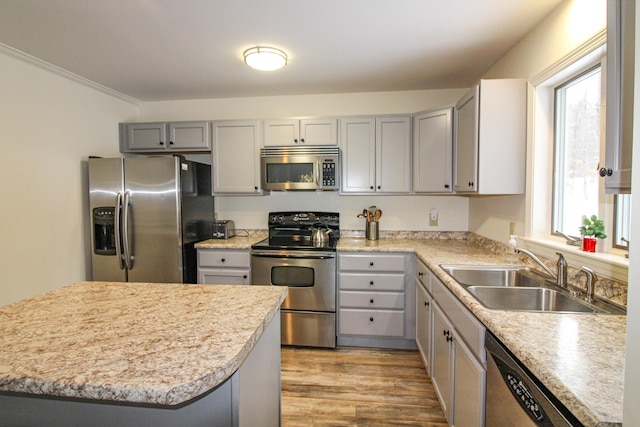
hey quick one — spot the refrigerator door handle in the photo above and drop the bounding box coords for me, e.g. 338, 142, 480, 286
122, 191, 134, 270
114, 192, 125, 270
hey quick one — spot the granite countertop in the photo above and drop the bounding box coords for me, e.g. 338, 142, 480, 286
0, 281, 287, 406
195, 233, 266, 250
337, 237, 625, 427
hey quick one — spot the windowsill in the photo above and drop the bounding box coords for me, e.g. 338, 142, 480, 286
517, 236, 628, 283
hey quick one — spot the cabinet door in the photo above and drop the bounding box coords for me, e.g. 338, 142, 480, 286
340, 117, 376, 192
413, 108, 453, 193
168, 121, 211, 150
432, 303, 454, 424
454, 85, 479, 193
198, 268, 250, 285
604, 0, 633, 193
212, 120, 262, 194
416, 279, 433, 376
376, 116, 411, 193
453, 331, 486, 427
263, 120, 300, 146
300, 118, 338, 145
125, 122, 167, 151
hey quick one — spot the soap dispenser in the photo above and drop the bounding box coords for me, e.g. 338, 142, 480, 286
506, 235, 518, 264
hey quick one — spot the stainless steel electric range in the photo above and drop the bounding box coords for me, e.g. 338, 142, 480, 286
251, 211, 339, 348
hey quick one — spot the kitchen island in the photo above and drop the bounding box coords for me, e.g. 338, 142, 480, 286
0, 281, 287, 427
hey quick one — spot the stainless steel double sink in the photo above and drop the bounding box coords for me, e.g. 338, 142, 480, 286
440, 265, 625, 315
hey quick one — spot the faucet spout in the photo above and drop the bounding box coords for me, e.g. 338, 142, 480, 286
515, 248, 570, 289
515, 248, 557, 279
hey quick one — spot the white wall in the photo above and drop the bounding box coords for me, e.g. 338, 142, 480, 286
0, 49, 138, 306
140, 89, 470, 231
215, 193, 468, 232
471, 0, 607, 243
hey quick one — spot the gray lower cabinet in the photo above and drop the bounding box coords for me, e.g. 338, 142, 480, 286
429, 271, 486, 427
337, 252, 416, 349
415, 258, 433, 375
197, 249, 251, 285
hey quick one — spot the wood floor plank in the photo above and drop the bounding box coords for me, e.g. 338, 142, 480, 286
281, 346, 448, 426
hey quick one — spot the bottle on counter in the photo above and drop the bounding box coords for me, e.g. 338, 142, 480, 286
506, 235, 519, 264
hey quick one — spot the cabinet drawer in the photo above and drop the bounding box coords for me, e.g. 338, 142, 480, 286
339, 291, 405, 309
339, 254, 406, 272
339, 272, 405, 291
432, 273, 486, 362
339, 309, 405, 337
416, 258, 431, 291
198, 250, 250, 268
199, 269, 250, 285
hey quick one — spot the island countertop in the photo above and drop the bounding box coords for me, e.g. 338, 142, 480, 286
0, 281, 287, 406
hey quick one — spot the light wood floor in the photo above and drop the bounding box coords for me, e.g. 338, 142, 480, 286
281, 346, 447, 426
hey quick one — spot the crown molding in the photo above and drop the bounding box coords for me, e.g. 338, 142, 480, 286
0, 42, 140, 105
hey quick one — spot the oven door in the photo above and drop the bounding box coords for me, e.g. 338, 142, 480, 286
250, 250, 336, 311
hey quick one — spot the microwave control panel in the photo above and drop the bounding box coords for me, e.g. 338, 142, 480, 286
321, 161, 336, 187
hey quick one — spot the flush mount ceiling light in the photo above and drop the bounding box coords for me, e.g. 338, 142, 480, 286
243, 46, 288, 71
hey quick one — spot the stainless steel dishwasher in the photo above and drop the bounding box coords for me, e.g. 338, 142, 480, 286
485, 332, 583, 427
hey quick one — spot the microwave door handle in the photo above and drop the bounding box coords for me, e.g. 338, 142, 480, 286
122, 191, 134, 270
114, 192, 125, 270
316, 160, 321, 186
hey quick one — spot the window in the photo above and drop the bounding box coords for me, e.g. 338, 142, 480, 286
552, 66, 602, 238
614, 194, 631, 249
532, 41, 631, 258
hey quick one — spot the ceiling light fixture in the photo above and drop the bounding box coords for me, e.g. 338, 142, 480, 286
243, 46, 288, 71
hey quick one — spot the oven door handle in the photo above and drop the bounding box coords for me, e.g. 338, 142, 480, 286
251, 251, 335, 259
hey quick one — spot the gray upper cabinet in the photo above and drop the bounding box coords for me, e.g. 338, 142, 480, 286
211, 120, 263, 195
604, 0, 634, 193
263, 118, 338, 146
453, 79, 527, 195
120, 121, 211, 153
413, 107, 453, 193
340, 116, 411, 194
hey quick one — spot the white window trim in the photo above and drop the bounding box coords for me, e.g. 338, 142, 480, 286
524, 28, 629, 283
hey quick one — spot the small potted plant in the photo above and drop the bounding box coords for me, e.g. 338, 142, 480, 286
579, 215, 607, 252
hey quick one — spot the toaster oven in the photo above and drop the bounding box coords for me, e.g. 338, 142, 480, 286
211, 220, 235, 239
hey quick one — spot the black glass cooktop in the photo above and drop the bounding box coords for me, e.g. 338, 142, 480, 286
251, 211, 340, 252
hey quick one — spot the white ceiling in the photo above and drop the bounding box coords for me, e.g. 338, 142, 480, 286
0, 0, 564, 102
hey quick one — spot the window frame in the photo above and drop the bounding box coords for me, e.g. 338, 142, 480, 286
551, 64, 603, 240
522, 31, 628, 283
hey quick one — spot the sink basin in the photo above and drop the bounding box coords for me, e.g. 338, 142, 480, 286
440, 265, 551, 288
467, 286, 596, 313
439, 264, 626, 315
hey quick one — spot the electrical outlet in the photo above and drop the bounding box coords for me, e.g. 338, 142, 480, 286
429, 208, 438, 226
509, 221, 515, 235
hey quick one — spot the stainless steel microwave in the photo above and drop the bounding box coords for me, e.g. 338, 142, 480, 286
260, 146, 340, 191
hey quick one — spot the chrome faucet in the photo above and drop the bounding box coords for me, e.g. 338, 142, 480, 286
580, 266, 598, 303
515, 248, 568, 288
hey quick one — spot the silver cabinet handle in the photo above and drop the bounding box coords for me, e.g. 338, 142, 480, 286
122, 191, 134, 270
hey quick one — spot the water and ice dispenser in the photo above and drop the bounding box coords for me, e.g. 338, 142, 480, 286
93, 207, 116, 255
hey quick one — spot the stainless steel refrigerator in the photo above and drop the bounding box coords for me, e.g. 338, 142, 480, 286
88, 156, 214, 283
